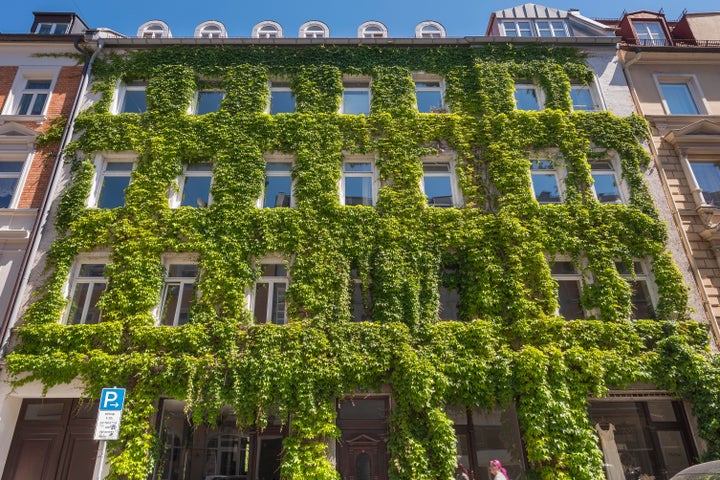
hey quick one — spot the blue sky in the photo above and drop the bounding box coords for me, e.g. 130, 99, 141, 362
1, 0, 717, 38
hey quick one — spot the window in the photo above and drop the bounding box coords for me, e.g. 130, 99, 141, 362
67, 262, 107, 325
14, 79, 52, 116
137, 21, 171, 39
159, 264, 198, 326
118, 82, 147, 113
633, 21, 666, 45
35, 23, 69, 35
658, 80, 702, 115
690, 162, 720, 207
530, 160, 561, 203
350, 269, 371, 322
205, 435, 249, 478
514, 84, 542, 111
299, 21, 329, 38
253, 262, 288, 325
358, 22, 387, 38
536, 20, 568, 37
416, 21, 445, 38
590, 160, 622, 204
502, 21, 532, 37
550, 261, 584, 319
342, 84, 370, 115
195, 91, 224, 115
263, 161, 292, 207
342, 159, 375, 206
176, 163, 212, 208
94, 158, 134, 209
253, 21, 283, 38
415, 81, 444, 113
0, 159, 26, 208
439, 266, 459, 320
616, 261, 655, 319
422, 160, 457, 207
570, 85, 599, 111
269, 84, 295, 114
195, 21, 226, 38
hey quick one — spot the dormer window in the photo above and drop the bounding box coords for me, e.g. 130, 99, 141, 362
195, 21, 227, 39
137, 21, 171, 39
416, 21, 446, 38
299, 21, 329, 39
502, 21, 533, 37
633, 21, 666, 46
35, 23, 69, 35
253, 21, 283, 39
536, 20, 568, 37
358, 21, 387, 39
501, 19, 569, 37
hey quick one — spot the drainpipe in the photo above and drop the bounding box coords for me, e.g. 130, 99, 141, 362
621, 50, 720, 350
0, 38, 105, 355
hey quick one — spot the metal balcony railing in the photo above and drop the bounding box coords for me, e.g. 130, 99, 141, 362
622, 38, 720, 47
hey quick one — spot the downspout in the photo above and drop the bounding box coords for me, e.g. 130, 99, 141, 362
0, 38, 105, 355
622, 50, 720, 350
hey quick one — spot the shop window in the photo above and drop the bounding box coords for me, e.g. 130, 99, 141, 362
342, 83, 371, 115
550, 261, 584, 319
422, 160, 457, 207
175, 163, 212, 208
159, 264, 198, 326
93, 158, 134, 208
341, 159, 375, 206
195, 91, 224, 114
269, 84, 295, 114
616, 261, 655, 320
514, 84, 543, 111
67, 262, 107, 324
590, 160, 623, 204
689, 161, 720, 207
253, 261, 288, 324
415, 81, 444, 113
263, 161, 292, 207
530, 160, 562, 204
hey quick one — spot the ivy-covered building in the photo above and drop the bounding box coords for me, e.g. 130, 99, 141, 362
1, 4, 720, 480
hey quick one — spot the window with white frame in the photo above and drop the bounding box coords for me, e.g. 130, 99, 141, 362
657, 77, 704, 115
536, 20, 568, 37
195, 91, 224, 115
117, 81, 147, 114
633, 21, 666, 45
358, 21, 387, 38
422, 160, 457, 207
416, 21, 445, 38
590, 160, 623, 204
350, 268, 371, 322
550, 261, 584, 319
415, 80, 444, 113
176, 163, 212, 208
67, 261, 107, 325
342, 159, 375, 206
263, 161, 292, 207
514, 84, 542, 111
570, 85, 600, 111
269, 84, 295, 114
502, 21, 533, 37
299, 21, 329, 38
616, 261, 655, 319
530, 160, 562, 203
93, 157, 134, 208
159, 263, 198, 326
253, 261, 288, 325
137, 21, 171, 39
689, 161, 720, 207
253, 21, 282, 38
195, 21, 226, 38
14, 79, 52, 116
342, 83, 371, 115
0, 157, 26, 208
35, 23, 69, 35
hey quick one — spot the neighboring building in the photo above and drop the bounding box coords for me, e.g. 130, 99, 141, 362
0, 6, 719, 480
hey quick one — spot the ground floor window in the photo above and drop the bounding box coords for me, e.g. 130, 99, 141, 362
589, 398, 697, 480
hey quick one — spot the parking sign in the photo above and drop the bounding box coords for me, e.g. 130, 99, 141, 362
94, 388, 126, 440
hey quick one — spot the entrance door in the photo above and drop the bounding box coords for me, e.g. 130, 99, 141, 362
2, 399, 98, 480
336, 397, 389, 480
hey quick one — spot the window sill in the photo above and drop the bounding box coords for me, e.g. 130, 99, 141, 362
0, 114, 47, 125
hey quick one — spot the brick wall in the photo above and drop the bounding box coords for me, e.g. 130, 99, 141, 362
0, 66, 19, 112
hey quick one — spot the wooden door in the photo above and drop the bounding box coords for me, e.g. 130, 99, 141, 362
336, 397, 389, 480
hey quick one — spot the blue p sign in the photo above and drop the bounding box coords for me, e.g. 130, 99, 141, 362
99, 388, 126, 411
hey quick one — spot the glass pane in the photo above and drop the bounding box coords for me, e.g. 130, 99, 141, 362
186, 162, 213, 172
261, 264, 287, 276
30, 94, 48, 115
79, 264, 106, 277
439, 287, 459, 320
84, 283, 105, 324
271, 283, 287, 324
337, 398, 387, 420
168, 264, 198, 277
531, 173, 560, 203
571, 88, 595, 111
181, 176, 211, 207
98, 176, 131, 208
356, 453, 371, 480
537, 21, 552, 37
177, 283, 195, 325
592, 174, 621, 203
691, 163, 720, 207
352, 282, 369, 322
266, 162, 292, 173
416, 90, 443, 113
24, 402, 65, 421
558, 280, 584, 319
550, 262, 576, 275
0, 177, 19, 208
515, 88, 540, 110
647, 401, 677, 422
343, 90, 370, 115
69, 283, 90, 324
0, 161, 25, 173
660, 83, 699, 114
657, 430, 691, 477
121, 89, 147, 113
424, 175, 453, 207
264, 175, 292, 207
106, 162, 134, 172
258, 438, 283, 480
630, 280, 654, 319
16, 94, 33, 115
254, 282, 269, 323
344, 162, 372, 172
270, 90, 295, 114
344, 176, 373, 206
196, 91, 224, 114
27, 80, 51, 89
37, 24, 53, 34
161, 284, 180, 326
473, 407, 526, 480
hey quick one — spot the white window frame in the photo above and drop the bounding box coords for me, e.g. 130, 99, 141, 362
194, 21, 227, 39
0, 151, 32, 209
261, 154, 294, 208
535, 20, 569, 37
1, 67, 59, 120
171, 162, 213, 208
137, 21, 171, 39
414, 76, 445, 113
268, 82, 295, 114
340, 155, 377, 206
89, 153, 136, 208
253, 21, 283, 38
514, 83, 544, 111
681, 155, 720, 209
570, 84, 603, 112
530, 157, 564, 204
341, 82, 371, 115
64, 254, 109, 325
550, 258, 586, 320
157, 257, 199, 327
193, 90, 225, 115
616, 260, 658, 320
589, 157, 625, 204
35, 23, 69, 35
415, 21, 446, 38
299, 21, 329, 39
501, 20, 533, 37
250, 256, 289, 325
114, 80, 148, 114
633, 21, 667, 46
653, 74, 708, 115
421, 155, 461, 207
358, 21, 388, 38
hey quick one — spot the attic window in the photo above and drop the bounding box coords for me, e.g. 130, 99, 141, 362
35, 23, 69, 35
359, 22, 387, 38
633, 21, 666, 46
254, 21, 282, 38
137, 21, 171, 39
195, 21, 227, 39
300, 22, 329, 38
416, 22, 446, 38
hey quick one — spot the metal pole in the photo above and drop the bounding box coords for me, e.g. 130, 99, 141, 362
97, 440, 107, 480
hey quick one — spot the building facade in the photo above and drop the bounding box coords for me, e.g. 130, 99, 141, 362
0, 5, 720, 480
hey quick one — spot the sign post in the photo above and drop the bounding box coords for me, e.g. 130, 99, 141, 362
94, 388, 126, 480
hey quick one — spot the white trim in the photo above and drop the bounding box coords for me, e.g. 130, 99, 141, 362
340, 155, 377, 206
341, 82, 371, 115
250, 255, 289, 325
261, 154, 294, 208
63, 252, 110, 325
170, 162, 213, 208
113, 80, 148, 114
252, 21, 283, 39
529, 157, 564, 204
514, 83, 544, 111
589, 155, 626, 204
192, 89, 225, 115
358, 21, 388, 39
1, 66, 60, 118
157, 257, 199, 327
653, 74, 709, 115
299, 21, 330, 39
413, 75, 445, 113
194, 21, 227, 39
137, 20, 172, 38
268, 82, 294, 114
420, 154, 461, 207
415, 21, 446, 38
89, 152, 136, 208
